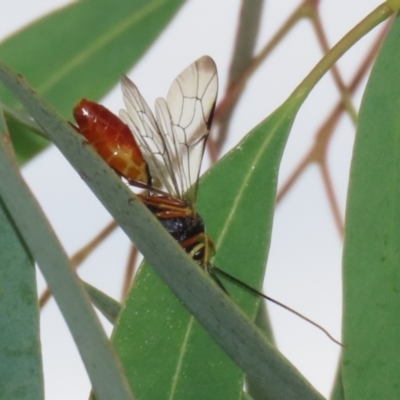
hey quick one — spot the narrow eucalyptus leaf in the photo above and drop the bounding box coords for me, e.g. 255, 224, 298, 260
0, 187, 43, 399
342, 14, 400, 400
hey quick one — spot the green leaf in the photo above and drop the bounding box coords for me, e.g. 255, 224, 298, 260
246, 302, 275, 400
0, 110, 43, 398
112, 100, 323, 400
4, 116, 49, 163
83, 281, 121, 324
0, 0, 183, 163
0, 200, 44, 400
242, 392, 255, 400
0, 62, 323, 400
0, 102, 46, 137
342, 14, 400, 400
329, 364, 344, 400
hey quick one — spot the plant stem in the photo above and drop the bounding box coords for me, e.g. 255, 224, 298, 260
214, 0, 310, 126
292, 2, 396, 103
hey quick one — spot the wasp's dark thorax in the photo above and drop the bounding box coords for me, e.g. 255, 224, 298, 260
158, 213, 205, 244
159, 213, 206, 261
144, 198, 207, 261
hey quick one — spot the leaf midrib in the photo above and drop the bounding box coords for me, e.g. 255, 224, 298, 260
215, 114, 288, 250
36, 0, 170, 95
168, 316, 195, 400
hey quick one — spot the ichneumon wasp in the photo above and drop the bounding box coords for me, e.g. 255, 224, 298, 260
72, 56, 340, 345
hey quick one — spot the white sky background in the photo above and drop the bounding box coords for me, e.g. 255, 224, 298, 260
0, 1, 385, 399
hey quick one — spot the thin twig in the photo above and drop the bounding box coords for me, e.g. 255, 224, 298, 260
39, 220, 118, 308
277, 152, 314, 203
208, 0, 264, 161
309, 1, 358, 124
210, 0, 314, 161
277, 23, 389, 222
320, 160, 344, 236
121, 244, 139, 300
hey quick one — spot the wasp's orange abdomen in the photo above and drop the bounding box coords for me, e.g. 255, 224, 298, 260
73, 99, 150, 185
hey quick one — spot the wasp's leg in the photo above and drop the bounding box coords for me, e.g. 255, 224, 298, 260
180, 234, 229, 295
180, 233, 214, 264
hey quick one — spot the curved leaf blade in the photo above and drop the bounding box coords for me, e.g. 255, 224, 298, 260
246, 302, 275, 400
342, 14, 400, 400
83, 281, 121, 324
0, 112, 43, 399
329, 365, 344, 400
0, 199, 44, 400
0, 0, 184, 163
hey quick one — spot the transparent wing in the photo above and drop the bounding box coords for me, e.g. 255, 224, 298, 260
120, 56, 218, 205
119, 75, 179, 197
165, 55, 218, 204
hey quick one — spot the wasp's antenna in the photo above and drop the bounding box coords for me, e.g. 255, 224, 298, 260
213, 267, 342, 347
